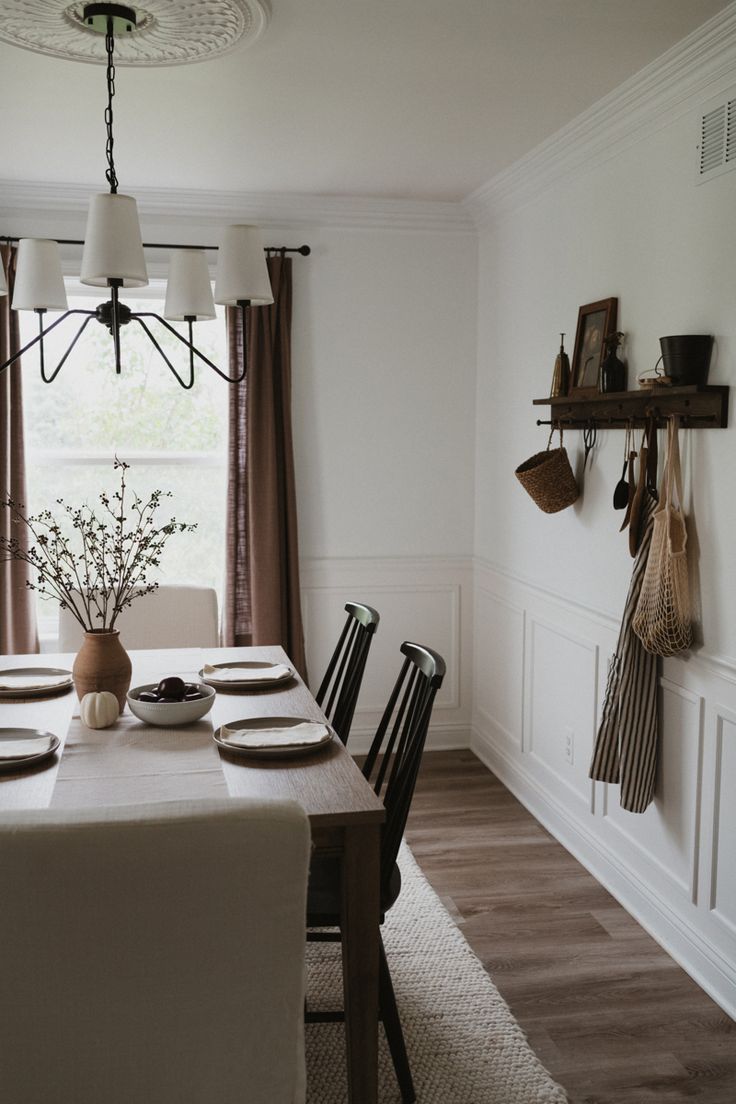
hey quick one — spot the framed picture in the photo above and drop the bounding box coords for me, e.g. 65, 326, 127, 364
570, 298, 618, 396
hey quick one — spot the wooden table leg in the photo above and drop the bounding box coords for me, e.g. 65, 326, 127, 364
341, 821, 381, 1104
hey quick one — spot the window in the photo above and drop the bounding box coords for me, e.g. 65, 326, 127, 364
20, 282, 228, 642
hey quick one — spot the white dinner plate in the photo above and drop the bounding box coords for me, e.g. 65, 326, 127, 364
0, 667, 73, 700
214, 715, 333, 759
0, 728, 61, 773
199, 661, 294, 690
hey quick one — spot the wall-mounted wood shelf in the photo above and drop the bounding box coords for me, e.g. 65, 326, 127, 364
532, 385, 728, 429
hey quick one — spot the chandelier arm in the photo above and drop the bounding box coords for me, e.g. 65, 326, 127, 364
109, 283, 123, 374
187, 319, 195, 383
37, 313, 46, 381
40, 314, 96, 385
134, 308, 248, 384
129, 316, 195, 390
0, 308, 95, 376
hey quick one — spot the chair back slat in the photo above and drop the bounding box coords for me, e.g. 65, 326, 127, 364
384, 719, 428, 883
315, 602, 379, 746
361, 655, 408, 780
323, 619, 358, 718
383, 668, 428, 805
362, 642, 445, 894
381, 688, 437, 881
374, 663, 417, 796
315, 616, 352, 706
332, 628, 371, 740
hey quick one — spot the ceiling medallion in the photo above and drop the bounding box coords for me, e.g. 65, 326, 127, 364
0, 0, 270, 66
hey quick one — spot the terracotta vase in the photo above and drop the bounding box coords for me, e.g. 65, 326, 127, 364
73, 630, 132, 713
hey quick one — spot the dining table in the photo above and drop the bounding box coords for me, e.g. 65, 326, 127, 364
0, 644, 386, 1104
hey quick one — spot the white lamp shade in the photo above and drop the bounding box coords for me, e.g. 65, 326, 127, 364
214, 224, 273, 306
164, 250, 216, 321
12, 239, 68, 311
80, 193, 148, 288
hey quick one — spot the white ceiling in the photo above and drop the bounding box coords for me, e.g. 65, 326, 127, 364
0, 0, 729, 202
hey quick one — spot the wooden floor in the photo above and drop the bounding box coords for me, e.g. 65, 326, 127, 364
404, 750, 736, 1104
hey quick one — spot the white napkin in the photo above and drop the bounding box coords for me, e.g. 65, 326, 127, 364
0, 735, 54, 760
0, 673, 71, 691
203, 663, 291, 683
220, 721, 329, 749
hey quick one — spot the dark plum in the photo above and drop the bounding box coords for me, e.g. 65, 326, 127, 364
155, 676, 186, 701
137, 691, 159, 703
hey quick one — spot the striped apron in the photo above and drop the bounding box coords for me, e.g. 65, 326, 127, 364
589, 493, 659, 813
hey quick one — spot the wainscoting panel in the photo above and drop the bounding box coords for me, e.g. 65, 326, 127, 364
526, 616, 598, 812
301, 556, 473, 753
711, 710, 736, 939
471, 559, 736, 1020
604, 680, 704, 903
474, 588, 524, 752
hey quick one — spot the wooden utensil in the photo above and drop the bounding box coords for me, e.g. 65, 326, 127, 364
628, 437, 648, 556
619, 444, 637, 533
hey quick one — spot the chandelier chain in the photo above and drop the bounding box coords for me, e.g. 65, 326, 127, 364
104, 18, 118, 194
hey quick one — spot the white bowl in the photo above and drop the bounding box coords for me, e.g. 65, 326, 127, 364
127, 682, 215, 727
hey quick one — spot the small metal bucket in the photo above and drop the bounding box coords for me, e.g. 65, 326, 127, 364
659, 335, 712, 386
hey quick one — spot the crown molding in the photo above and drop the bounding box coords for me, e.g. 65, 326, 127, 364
0, 180, 475, 236
464, 1, 736, 227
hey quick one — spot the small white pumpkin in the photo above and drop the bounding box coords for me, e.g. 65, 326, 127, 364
80, 691, 120, 730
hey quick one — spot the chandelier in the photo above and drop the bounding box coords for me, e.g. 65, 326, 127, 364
0, 3, 276, 388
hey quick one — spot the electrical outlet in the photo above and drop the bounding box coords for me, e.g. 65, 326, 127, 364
564, 728, 574, 765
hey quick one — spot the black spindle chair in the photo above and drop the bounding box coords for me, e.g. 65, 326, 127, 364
315, 602, 380, 746
307, 641, 446, 1104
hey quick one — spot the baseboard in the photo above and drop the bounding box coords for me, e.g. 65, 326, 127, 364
470, 725, 736, 1021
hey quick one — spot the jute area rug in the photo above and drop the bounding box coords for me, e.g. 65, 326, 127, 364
305, 844, 568, 1103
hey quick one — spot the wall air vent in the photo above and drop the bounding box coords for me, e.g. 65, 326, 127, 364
697, 92, 736, 182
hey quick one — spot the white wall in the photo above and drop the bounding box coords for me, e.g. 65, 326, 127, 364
292, 226, 477, 559
470, 16, 736, 1016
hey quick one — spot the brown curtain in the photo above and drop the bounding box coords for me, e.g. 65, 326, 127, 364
223, 254, 307, 678
0, 244, 39, 654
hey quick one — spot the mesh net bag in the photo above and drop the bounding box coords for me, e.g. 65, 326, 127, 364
633, 417, 693, 656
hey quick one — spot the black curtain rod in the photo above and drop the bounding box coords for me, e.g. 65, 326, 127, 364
0, 235, 310, 256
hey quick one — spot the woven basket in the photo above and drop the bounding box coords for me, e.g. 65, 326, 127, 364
515, 427, 579, 514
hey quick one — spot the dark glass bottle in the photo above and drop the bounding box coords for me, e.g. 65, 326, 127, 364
600, 332, 626, 393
